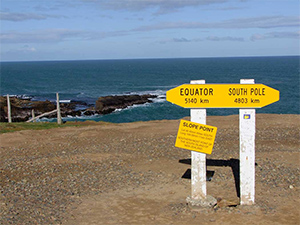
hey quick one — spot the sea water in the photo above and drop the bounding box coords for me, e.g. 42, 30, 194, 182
1, 56, 299, 123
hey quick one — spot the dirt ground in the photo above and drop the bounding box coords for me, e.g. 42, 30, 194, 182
0, 114, 299, 224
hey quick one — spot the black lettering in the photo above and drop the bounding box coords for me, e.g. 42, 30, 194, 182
190, 89, 194, 96
229, 88, 248, 96
185, 88, 189, 95
180, 88, 184, 96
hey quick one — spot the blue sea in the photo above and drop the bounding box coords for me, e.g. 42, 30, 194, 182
1, 56, 299, 123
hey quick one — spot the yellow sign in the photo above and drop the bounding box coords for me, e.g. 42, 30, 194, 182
175, 120, 217, 154
166, 84, 279, 108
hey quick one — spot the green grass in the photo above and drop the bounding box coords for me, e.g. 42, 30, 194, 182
0, 121, 100, 134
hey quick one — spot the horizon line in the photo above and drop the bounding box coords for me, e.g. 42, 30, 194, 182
1, 54, 299, 63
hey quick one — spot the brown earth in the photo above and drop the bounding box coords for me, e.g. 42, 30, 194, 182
0, 114, 299, 224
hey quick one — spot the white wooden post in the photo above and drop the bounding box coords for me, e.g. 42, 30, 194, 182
239, 79, 255, 205
6, 94, 12, 123
32, 109, 36, 122
56, 93, 62, 125
190, 80, 207, 200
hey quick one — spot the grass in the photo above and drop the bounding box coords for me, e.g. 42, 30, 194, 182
0, 121, 103, 134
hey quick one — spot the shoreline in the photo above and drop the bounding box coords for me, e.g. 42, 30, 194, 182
0, 94, 158, 122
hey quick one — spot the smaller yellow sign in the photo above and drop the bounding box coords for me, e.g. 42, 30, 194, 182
175, 120, 217, 154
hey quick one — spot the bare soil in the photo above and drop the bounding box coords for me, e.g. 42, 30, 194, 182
0, 114, 299, 224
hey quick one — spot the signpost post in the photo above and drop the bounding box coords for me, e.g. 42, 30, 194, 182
239, 79, 256, 205
190, 80, 207, 202
167, 80, 279, 206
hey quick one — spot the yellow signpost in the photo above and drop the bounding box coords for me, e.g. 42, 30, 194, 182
169, 80, 280, 206
175, 120, 217, 154
166, 84, 279, 108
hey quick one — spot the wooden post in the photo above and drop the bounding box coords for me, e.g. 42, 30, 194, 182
6, 94, 12, 123
31, 109, 36, 122
26, 109, 57, 123
190, 80, 207, 200
239, 79, 256, 205
56, 93, 62, 125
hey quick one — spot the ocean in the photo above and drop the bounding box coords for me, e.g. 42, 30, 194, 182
1, 56, 299, 123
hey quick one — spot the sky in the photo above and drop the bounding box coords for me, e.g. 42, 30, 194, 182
0, 0, 299, 61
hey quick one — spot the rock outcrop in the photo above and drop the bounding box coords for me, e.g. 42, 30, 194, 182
0, 94, 157, 122
95, 94, 156, 114
0, 96, 83, 122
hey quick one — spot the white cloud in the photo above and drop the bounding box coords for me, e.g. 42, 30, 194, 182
83, 0, 229, 15
133, 16, 300, 32
19, 45, 37, 53
0, 11, 66, 22
5, 45, 37, 54
206, 36, 244, 41
0, 29, 90, 43
159, 36, 244, 43
172, 37, 193, 42
251, 31, 300, 41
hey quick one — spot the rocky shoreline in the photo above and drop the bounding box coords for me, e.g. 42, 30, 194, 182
0, 94, 157, 122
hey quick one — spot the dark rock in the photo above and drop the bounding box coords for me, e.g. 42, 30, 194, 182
0, 94, 158, 122
83, 108, 96, 116
0, 97, 56, 122
95, 94, 156, 114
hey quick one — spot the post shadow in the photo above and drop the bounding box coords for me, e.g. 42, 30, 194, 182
179, 158, 240, 198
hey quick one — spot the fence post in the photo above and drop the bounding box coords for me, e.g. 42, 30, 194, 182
56, 93, 62, 125
31, 109, 36, 122
6, 94, 12, 123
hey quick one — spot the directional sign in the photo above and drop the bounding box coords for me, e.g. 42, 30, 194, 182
175, 120, 217, 154
166, 84, 279, 108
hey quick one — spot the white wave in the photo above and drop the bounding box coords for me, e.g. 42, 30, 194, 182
36, 112, 102, 122
124, 89, 166, 97
151, 97, 166, 103
109, 102, 153, 114
59, 100, 71, 103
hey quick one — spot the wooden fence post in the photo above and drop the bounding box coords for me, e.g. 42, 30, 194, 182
6, 94, 12, 123
56, 93, 62, 125
32, 109, 36, 122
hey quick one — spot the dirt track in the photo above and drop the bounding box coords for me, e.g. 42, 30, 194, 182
0, 114, 299, 224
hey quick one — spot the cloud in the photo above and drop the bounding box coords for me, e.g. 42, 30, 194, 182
251, 31, 300, 41
83, 0, 229, 15
0, 11, 66, 22
206, 36, 244, 41
221, 16, 300, 29
4, 45, 38, 57
0, 28, 131, 44
0, 29, 90, 43
17, 45, 37, 53
133, 16, 300, 32
172, 37, 192, 42
33, 2, 79, 12
159, 36, 244, 43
